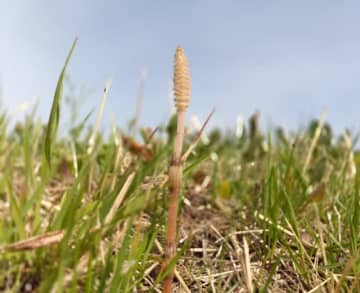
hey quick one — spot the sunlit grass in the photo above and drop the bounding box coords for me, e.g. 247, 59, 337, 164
1, 41, 360, 292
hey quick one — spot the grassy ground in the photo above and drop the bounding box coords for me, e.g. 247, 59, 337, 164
2, 47, 360, 292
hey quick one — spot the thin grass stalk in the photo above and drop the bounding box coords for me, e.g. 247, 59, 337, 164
87, 80, 111, 193
303, 108, 327, 175
88, 80, 112, 154
110, 112, 124, 191
131, 68, 147, 137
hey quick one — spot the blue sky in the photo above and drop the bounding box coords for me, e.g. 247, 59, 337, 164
1, 1, 360, 133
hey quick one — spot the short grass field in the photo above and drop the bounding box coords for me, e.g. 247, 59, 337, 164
1, 43, 360, 292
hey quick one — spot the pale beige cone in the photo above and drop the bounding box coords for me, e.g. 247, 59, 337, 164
173, 47, 191, 112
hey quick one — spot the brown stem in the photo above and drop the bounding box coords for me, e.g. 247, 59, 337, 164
162, 111, 185, 292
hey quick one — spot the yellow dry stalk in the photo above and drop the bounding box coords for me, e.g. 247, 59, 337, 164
173, 47, 191, 112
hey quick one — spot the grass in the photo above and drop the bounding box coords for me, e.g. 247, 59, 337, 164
1, 43, 360, 292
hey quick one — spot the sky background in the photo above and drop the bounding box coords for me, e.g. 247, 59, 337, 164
1, 0, 360, 133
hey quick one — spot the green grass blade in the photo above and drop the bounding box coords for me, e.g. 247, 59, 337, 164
43, 38, 77, 169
